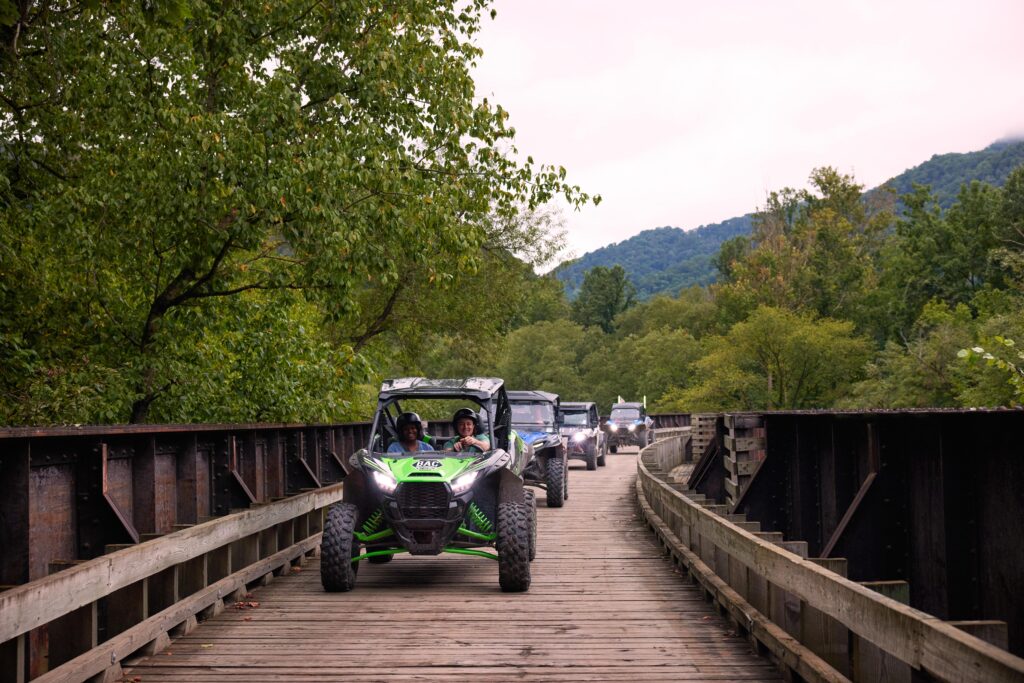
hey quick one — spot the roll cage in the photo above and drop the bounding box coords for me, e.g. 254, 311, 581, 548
507, 390, 562, 428
369, 377, 513, 453
560, 401, 600, 428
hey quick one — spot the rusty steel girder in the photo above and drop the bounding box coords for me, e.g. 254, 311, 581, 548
0, 423, 374, 586
688, 408, 1024, 659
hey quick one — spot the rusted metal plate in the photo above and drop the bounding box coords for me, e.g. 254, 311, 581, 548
105, 455, 133, 520
0, 443, 30, 585
28, 465, 76, 581
154, 447, 177, 533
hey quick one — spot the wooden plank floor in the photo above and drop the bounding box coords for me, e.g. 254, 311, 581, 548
124, 448, 782, 681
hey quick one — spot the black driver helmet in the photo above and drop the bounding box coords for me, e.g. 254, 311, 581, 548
451, 407, 480, 433
396, 412, 425, 440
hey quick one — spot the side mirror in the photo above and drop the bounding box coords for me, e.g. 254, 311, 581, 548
349, 448, 369, 468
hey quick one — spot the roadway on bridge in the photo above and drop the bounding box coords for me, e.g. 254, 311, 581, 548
124, 447, 782, 681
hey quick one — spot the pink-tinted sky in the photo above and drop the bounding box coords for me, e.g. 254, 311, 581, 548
471, 0, 1024, 259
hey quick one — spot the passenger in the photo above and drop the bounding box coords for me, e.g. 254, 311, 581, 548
387, 412, 435, 453
444, 408, 491, 453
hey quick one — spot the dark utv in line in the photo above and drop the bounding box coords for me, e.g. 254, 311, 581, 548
321, 378, 536, 593
507, 390, 569, 508
605, 401, 655, 452
559, 401, 606, 470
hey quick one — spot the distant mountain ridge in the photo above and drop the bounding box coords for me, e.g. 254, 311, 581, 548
874, 137, 1024, 208
556, 137, 1024, 300
556, 217, 753, 300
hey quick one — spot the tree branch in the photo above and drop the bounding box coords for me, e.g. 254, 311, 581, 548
349, 283, 404, 353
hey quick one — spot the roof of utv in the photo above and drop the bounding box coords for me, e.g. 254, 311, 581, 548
612, 402, 644, 410
561, 401, 596, 411
379, 377, 505, 400
507, 390, 560, 405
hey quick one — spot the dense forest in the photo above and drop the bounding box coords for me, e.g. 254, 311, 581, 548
489, 164, 1024, 413
557, 139, 1024, 301
0, 0, 595, 425
2, 2, 1023, 425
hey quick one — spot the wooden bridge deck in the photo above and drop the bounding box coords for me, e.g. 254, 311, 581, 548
123, 449, 782, 681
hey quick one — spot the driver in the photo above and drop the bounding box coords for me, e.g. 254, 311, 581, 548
387, 412, 435, 453
444, 408, 490, 453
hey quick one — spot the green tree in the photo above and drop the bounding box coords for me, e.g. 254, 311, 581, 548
614, 286, 717, 339
988, 166, 1024, 290
570, 265, 636, 333
0, 1, 593, 423
630, 328, 702, 408
666, 307, 871, 411
843, 301, 975, 408
955, 301, 1024, 407
958, 337, 1024, 406
494, 320, 588, 397
876, 181, 1006, 339
711, 168, 890, 331
711, 235, 750, 283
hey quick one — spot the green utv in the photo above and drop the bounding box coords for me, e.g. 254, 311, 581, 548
320, 378, 536, 593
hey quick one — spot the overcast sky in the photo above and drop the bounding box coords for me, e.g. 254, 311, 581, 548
471, 0, 1024, 260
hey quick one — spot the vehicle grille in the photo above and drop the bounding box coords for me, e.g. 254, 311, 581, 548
397, 482, 449, 518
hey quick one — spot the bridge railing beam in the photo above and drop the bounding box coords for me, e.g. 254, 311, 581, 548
636, 434, 1024, 683
0, 484, 343, 683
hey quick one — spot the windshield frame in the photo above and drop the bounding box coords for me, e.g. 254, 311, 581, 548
560, 410, 590, 426
510, 401, 557, 427
370, 395, 499, 456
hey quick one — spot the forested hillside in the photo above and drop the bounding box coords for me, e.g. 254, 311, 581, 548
875, 138, 1024, 208
557, 138, 1024, 300
557, 216, 753, 300
491, 164, 1024, 413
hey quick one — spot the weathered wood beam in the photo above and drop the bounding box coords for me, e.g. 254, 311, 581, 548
0, 484, 342, 644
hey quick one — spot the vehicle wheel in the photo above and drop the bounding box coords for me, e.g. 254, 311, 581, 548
610, 444, 618, 454
545, 457, 565, 508
367, 553, 393, 564
597, 446, 607, 467
321, 502, 359, 592
524, 489, 537, 562
584, 442, 597, 471
497, 501, 531, 592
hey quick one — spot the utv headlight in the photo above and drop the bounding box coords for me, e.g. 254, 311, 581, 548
606, 421, 616, 430
628, 424, 637, 432
372, 470, 398, 495
450, 471, 479, 495
572, 432, 587, 442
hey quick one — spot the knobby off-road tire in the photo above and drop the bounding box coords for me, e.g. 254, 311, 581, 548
320, 502, 360, 592
524, 489, 537, 562
564, 457, 569, 501
597, 443, 607, 467
497, 501, 531, 592
584, 442, 598, 470
610, 443, 618, 454
546, 456, 565, 508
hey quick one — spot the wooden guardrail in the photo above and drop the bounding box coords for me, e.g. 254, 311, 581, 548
636, 434, 1024, 683
0, 485, 343, 683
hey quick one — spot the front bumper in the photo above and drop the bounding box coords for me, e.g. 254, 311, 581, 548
564, 435, 597, 462
607, 428, 645, 446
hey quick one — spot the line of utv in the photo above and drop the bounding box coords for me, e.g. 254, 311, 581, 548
320, 377, 656, 594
